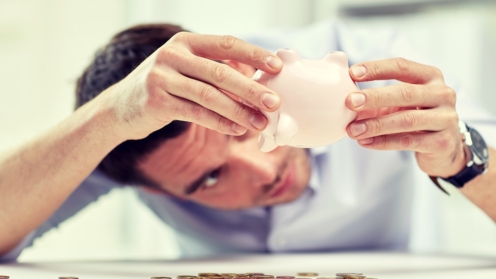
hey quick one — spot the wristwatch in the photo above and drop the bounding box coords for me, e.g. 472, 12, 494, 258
430, 120, 490, 193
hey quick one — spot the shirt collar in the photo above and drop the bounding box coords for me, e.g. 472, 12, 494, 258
306, 146, 330, 193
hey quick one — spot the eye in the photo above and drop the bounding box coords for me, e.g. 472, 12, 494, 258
203, 168, 221, 189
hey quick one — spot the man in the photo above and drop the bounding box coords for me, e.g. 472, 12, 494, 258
1, 20, 495, 260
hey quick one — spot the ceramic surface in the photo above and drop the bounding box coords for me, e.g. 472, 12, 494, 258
253, 49, 358, 152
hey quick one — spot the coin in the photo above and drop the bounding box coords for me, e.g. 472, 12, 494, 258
178, 276, 198, 279
335, 274, 365, 279
151, 277, 172, 279
0, 276, 9, 279
276, 276, 295, 279
199, 274, 220, 277
59, 277, 78, 279
297, 273, 318, 277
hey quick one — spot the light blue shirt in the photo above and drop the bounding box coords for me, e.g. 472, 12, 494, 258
3, 19, 496, 261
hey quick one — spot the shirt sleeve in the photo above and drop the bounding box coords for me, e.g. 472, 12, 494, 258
0, 169, 120, 262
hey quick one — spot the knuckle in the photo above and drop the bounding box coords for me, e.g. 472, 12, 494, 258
401, 133, 415, 149
158, 46, 181, 61
213, 64, 232, 83
144, 69, 161, 94
395, 57, 410, 73
435, 133, 451, 150
432, 66, 443, 78
366, 63, 380, 78
369, 118, 382, 135
170, 103, 186, 119
231, 103, 247, 120
219, 35, 238, 51
248, 49, 265, 65
399, 84, 415, 103
216, 115, 232, 132
144, 69, 169, 105
190, 105, 204, 120
199, 85, 218, 104
448, 111, 459, 127
442, 86, 457, 105
169, 31, 189, 43
401, 112, 420, 129
378, 136, 388, 149
245, 82, 259, 100
367, 89, 382, 107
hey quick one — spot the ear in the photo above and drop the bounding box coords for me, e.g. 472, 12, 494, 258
222, 60, 257, 77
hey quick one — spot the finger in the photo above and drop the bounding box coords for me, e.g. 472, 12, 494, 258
169, 96, 248, 135
166, 74, 269, 131
218, 88, 256, 109
346, 83, 456, 111
357, 130, 457, 155
355, 107, 405, 120
173, 55, 280, 111
173, 32, 283, 73
349, 57, 444, 84
347, 108, 457, 139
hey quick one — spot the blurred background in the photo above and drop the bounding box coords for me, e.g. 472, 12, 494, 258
1, 0, 496, 261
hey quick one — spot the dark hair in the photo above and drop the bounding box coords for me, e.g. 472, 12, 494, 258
76, 24, 190, 188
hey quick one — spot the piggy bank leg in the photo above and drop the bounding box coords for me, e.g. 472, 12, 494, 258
258, 134, 278, 152
275, 113, 298, 146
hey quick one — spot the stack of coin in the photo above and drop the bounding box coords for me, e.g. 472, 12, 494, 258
335, 273, 377, 279
147, 272, 377, 279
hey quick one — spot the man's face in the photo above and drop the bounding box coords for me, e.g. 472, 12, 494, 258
138, 61, 311, 210
139, 126, 312, 210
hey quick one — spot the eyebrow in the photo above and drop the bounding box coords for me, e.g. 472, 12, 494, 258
184, 169, 214, 195
184, 135, 231, 195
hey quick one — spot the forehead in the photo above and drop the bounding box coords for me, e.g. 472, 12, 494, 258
138, 124, 229, 188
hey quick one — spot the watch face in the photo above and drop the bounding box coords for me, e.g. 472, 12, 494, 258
470, 129, 489, 161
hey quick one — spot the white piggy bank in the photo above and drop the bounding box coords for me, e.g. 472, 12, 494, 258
253, 49, 358, 152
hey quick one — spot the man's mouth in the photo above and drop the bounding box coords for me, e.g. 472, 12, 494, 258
268, 161, 296, 199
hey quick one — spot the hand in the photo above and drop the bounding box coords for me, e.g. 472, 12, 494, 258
345, 58, 467, 178
107, 32, 283, 140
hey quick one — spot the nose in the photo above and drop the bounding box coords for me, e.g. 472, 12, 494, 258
229, 136, 279, 187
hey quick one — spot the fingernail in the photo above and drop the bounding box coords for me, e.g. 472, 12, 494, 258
351, 65, 366, 78
266, 56, 282, 69
262, 92, 280, 109
350, 123, 367, 137
232, 123, 247, 134
359, 138, 373, 145
350, 93, 366, 108
249, 113, 267, 130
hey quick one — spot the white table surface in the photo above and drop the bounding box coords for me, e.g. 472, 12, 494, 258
1, 252, 496, 279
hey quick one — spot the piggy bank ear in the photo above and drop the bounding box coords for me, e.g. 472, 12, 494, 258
324, 51, 349, 66
275, 49, 301, 64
